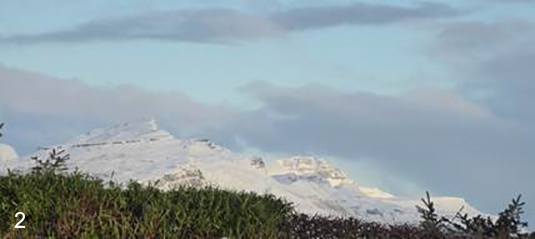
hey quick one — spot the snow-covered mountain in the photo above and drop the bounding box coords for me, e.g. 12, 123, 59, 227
5, 119, 485, 224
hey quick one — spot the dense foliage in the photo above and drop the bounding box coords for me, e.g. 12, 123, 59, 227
0, 170, 293, 238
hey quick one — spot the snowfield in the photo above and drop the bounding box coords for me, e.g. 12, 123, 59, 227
3, 119, 486, 224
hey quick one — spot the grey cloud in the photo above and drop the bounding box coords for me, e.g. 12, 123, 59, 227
0, 9, 281, 44
421, 20, 535, 225
0, 2, 459, 44
432, 21, 535, 121
487, 0, 535, 3
0, 65, 236, 152
270, 2, 460, 31
213, 82, 535, 225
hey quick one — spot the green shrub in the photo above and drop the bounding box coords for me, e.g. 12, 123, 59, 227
0, 170, 293, 238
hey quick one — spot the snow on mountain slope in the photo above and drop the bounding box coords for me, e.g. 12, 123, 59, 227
6, 119, 485, 224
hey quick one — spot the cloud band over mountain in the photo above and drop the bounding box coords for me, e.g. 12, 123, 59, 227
1, 65, 534, 222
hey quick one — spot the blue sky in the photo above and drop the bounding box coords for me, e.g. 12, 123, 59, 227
1, 0, 535, 228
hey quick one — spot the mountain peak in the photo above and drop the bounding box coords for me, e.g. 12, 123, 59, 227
70, 119, 173, 145
271, 155, 354, 187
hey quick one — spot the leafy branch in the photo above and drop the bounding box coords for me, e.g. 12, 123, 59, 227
31, 148, 70, 173
418, 191, 530, 238
0, 122, 4, 138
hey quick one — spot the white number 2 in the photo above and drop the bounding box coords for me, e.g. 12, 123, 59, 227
15, 212, 25, 228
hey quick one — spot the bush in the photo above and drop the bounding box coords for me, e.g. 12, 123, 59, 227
0, 170, 293, 238
280, 213, 426, 239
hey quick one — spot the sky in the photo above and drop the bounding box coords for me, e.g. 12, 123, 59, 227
1, 0, 535, 228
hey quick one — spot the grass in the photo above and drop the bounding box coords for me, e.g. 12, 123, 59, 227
0, 170, 293, 238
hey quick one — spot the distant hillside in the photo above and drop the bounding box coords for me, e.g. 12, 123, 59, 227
5, 119, 484, 224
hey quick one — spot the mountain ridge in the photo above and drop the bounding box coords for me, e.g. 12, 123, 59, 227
4, 119, 485, 224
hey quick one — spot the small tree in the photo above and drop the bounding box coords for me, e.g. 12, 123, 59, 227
448, 211, 496, 237
495, 195, 528, 237
416, 191, 446, 236
0, 122, 4, 138
31, 148, 70, 173
431, 193, 530, 238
